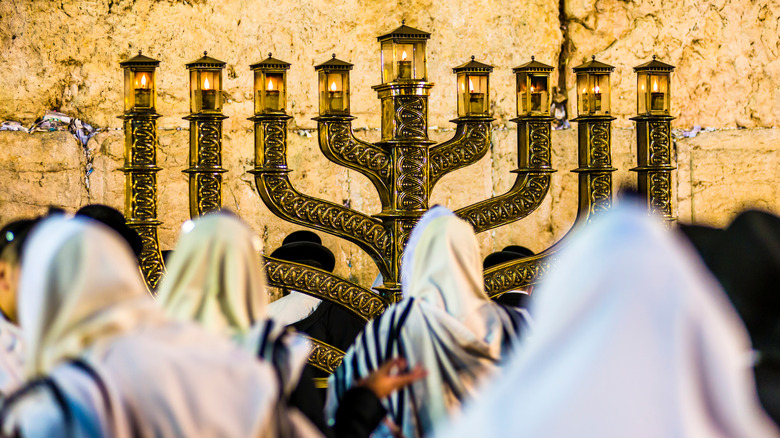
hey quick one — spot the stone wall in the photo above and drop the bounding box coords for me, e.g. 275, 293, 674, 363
0, 0, 777, 286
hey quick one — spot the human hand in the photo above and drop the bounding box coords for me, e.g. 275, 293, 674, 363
358, 357, 426, 399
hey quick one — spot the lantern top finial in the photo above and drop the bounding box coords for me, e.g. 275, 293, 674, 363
452, 57, 493, 73
573, 56, 614, 72
120, 52, 160, 68
633, 56, 675, 72
513, 57, 553, 73
250, 54, 292, 71
314, 55, 354, 71
377, 23, 431, 42
186, 53, 226, 69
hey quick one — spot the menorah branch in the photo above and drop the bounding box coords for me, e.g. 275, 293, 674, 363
316, 116, 392, 206
483, 252, 559, 297
429, 117, 492, 187
263, 257, 388, 321
251, 115, 393, 278
456, 172, 552, 234
302, 336, 345, 374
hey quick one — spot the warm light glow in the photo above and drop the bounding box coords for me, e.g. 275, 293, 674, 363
594, 84, 601, 94
267, 79, 274, 91
140, 74, 148, 88
530, 86, 535, 93
203, 77, 211, 90
652, 80, 658, 92
401, 51, 408, 61
468, 78, 475, 92
641, 83, 645, 91
330, 81, 337, 92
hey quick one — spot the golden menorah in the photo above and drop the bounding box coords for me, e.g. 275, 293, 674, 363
119, 25, 676, 374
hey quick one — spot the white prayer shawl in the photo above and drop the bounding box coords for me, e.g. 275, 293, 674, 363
267, 291, 323, 326
157, 213, 309, 397
0, 314, 24, 398
3, 217, 280, 438
435, 206, 780, 438
326, 209, 527, 438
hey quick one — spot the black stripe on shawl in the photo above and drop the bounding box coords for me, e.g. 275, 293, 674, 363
257, 320, 275, 360
68, 359, 118, 436
384, 299, 416, 429
0, 377, 75, 437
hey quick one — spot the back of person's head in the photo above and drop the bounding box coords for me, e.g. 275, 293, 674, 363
402, 206, 487, 318
0, 219, 39, 266
19, 216, 150, 377
157, 213, 268, 336
76, 204, 143, 258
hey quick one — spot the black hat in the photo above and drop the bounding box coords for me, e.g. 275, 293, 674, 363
502, 245, 535, 258
680, 210, 780, 351
0, 219, 38, 258
483, 245, 535, 269
270, 230, 336, 273
76, 204, 143, 258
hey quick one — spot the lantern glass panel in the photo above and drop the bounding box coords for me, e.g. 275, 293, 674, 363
577, 74, 589, 115
125, 69, 155, 111
516, 72, 528, 115
589, 74, 610, 115
637, 72, 648, 114
319, 71, 350, 114
529, 75, 549, 115
649, 74, 668, 113
458, 74, 488, 117
190, 70, 221, 113
263, 73, 285, 113
380, 40, 427, 83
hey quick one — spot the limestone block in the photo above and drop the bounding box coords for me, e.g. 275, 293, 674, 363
676, 128, 780, 227
0, 0, 561, 133
564, 0, 780, 129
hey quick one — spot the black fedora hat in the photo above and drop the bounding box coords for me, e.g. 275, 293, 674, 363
270, 230, 336, 273
0, 218, 38, 258
76, 204, 143, 258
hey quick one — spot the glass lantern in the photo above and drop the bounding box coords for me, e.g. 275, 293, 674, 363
186, 52, 225, 113
250, 54, 291, 115
513, 56, 553, 116
315, 55, 352, 115
453, 56, 492, 117
377, 21, 430, 83
573, 56, 615, 116
634, 56, 675, 116
120, 51, 160, 113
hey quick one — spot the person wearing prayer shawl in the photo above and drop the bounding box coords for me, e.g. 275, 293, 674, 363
433, 205, 779, 438
0, 219, 39, 399
0, 217, 282, 437
156, 213, 426, 438
156, 213, 324, 434
325, 206, 527, 438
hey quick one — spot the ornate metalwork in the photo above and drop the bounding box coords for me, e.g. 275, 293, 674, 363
631, 115, 676, 223
121, 114, 164, 291
263, 256, 387, 321
184, 114, 227, 217
571, 115, 617, 222
484, 253, 558, 297
303, 336, 345, 374
429, 120, 491, 185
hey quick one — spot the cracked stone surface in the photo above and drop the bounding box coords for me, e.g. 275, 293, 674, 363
0, 0, 778, 288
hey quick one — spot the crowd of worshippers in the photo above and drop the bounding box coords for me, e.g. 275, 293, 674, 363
0, 199, 777, 437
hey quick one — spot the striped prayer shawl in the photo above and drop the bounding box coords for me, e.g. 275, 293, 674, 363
326, 297, 528, 438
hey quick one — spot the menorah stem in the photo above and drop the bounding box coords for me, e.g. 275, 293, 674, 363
120, 112, 164, 291
630, 114, 676, 224
572, 115, 617, 221
184, 113, 228, 217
